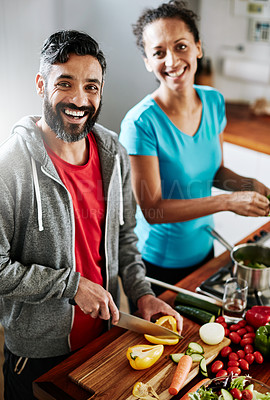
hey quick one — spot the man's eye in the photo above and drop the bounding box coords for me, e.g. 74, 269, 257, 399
86, 84, 99, 91
57, 82, 70, 88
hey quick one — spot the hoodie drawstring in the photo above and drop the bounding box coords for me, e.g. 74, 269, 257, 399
31, 157, 44, 232
115, 154, 124, 226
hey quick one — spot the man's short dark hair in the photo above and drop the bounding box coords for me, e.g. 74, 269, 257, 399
39, 30, 106, 80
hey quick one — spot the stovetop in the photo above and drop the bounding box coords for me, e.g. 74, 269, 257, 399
196, 229, 270, 307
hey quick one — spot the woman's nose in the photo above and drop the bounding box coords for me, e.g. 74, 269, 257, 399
165, 51, 177, 67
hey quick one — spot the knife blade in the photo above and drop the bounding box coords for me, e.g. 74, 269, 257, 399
114, 311, 183, 339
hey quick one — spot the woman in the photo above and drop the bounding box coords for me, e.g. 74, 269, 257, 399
119, 0, 270, 296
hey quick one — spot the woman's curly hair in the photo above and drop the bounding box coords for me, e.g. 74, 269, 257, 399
132, 0, 200, 56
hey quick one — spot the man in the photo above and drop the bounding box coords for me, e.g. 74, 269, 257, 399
0, 30, 182, 399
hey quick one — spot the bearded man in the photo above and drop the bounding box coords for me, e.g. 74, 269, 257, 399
0, 30, 182, 400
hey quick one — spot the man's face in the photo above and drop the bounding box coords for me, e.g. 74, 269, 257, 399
37, 54, 103, 142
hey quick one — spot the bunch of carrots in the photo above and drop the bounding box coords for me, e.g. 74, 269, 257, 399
169, 354, 209, 397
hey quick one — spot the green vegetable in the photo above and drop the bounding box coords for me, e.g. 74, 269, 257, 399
170, 353, 185, 363
199, 357, 208, 377
186, 342, 204, 354
175, 305, 215, 325
174, 293, 221, 316
221, 389, 233, 400
254, 323, 270, 359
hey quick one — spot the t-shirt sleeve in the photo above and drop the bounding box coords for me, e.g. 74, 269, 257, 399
119, 117, 158, 156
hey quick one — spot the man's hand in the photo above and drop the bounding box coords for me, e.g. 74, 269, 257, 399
137, 294, 183, 334
74, 276, 119, 324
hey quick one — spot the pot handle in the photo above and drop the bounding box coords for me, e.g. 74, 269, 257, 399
205, 225, 234, 252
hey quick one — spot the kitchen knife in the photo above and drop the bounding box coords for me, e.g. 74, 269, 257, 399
114, 311, 183, 339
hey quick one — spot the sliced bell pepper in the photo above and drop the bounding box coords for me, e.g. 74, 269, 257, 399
126, 344, 164, 370
245, 306, 270, 329
144, 316, 179, 345
254, 323, 270, 359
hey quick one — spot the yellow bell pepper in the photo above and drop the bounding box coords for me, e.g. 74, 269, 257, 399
126, 344, 164, 370
144, 316, 179, 345
132, 381, 160, 399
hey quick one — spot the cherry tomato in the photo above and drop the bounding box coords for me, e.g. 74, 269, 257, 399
225, 328, 230, 337
243, 332, 256, 339
230, 388, 242, 400
240, 337, 254, 347
253, 351, 264, 364
237, 349, 245, 358
216, 369, 228, 377
242, 389, 253, 400
244, 344, 254, 354
216, 316, 225, 323
228, 352, 239, 361
211, 360, 224, 374
230, 323, 240, 331
220, 322, 228, 329
238, 358, 249, 370
227, 366, 241, 375
237, 319, 247, 327
227, 360, 239, 367
245, 325, 255, 333
220, 346, 233, 358
229, 332, 241, 344
245, 353, 254, 364
236, 328, 247, 337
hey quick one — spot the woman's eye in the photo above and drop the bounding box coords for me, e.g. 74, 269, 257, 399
153, 50, 164, 58
176, 44, 186, 51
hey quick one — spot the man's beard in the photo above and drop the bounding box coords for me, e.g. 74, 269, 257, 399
43, 95, 102, 143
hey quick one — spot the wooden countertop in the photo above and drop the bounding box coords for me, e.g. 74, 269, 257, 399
224, 103, 270, 155
33, 221, 270, 400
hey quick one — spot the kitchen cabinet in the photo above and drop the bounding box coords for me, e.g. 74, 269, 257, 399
33, 222, 270, 400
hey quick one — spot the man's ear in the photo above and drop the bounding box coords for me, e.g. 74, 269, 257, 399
143, 57, 153, 73
36, 73, 45, 97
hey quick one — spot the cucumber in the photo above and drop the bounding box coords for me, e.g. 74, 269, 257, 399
199, 357, 208, 377
190, 353, 204, 362
175, 292, 221, 316
175, 305, 215, 325
221, 389, 233, 400
187, 342, 204, 354
170, 353, 185, 363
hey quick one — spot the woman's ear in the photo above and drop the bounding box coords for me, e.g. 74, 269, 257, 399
196, 40, 203, 59
143, 57, 153, 73
36, 73, 45, 97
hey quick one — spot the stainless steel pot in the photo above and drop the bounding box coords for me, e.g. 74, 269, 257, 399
206, 226, 270, 293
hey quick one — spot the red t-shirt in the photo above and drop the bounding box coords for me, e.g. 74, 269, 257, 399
45, 132, 106, 351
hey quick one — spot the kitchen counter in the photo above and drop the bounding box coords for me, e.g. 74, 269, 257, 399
224, 103, 270, 155
33, 221, 270, 400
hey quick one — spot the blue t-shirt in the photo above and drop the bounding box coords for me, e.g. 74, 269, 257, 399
119, 85, 227, 268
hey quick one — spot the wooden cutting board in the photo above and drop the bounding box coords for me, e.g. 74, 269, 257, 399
69, 320, 230, 400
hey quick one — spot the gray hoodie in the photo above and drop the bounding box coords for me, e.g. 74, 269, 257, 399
0, 116, 154, 358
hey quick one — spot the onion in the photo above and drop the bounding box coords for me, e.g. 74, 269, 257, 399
199, 322, 225, 345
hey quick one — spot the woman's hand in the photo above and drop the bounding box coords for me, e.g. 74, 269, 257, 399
227, 191, 270, 216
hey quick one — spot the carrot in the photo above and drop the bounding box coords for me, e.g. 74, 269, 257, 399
179, 378, 210, 400
168, 354, 193, 396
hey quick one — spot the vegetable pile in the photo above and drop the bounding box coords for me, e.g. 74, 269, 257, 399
188, 375, 270, 400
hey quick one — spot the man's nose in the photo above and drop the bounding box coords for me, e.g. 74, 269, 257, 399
69, 87, 89, 107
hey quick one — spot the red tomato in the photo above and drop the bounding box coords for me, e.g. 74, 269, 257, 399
244, 344, 254, 354
242, 389, 253, 400
227, 360, 240, 367
216, 316, 225, 323
245, 325, 255, 333
230, 323, 240, 331
216, 369, 228, 377
236, 349, 245, 359
220, 346, 233, 358
243, 332, 256, 339
245, 353, 254, 364
229, 332, 242, 344
225, 328, 230, 337
236, 328, 247, 337
228, 352, 239, 361
237, 319, 247, 327
230, 388, 242, 400
238, 358, 249, 370
240, 337, 254, 347
253, 351, 264, 364
220, 322, 228, 329
211, 360, 224, 373
227, 366, 241, 375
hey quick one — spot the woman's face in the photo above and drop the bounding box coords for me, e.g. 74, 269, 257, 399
143, 18, 202, 92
